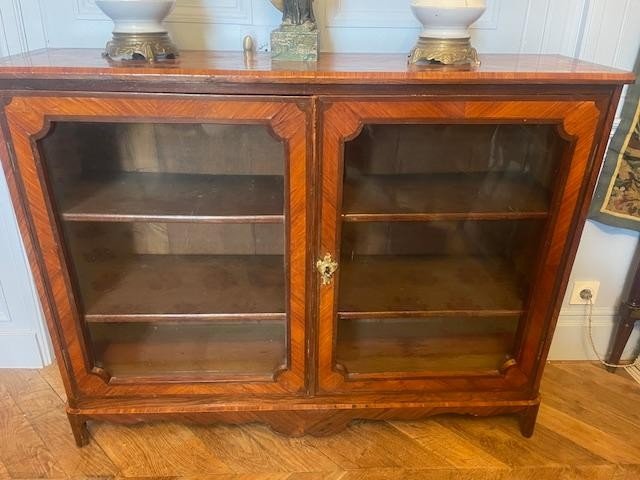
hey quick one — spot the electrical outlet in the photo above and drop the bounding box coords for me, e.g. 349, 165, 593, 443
569, 281, 600, 305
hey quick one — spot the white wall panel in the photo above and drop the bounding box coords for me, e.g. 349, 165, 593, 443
0, 0, 51, 365
550, 310, 640, 361
0, 0, 635, 56
324, 0, 499, 29
519, 0, 587, 56
74, 0, 252, 23
579, 0, 639, 65
0, 160, 51, 367
0, 0, 46, 54
614, 0, 640, 68
0, 284, 9, 324
323, 0, 537, 54
40, 0, 261, 52
34, 0, 589, 54
0, 331, 48, 368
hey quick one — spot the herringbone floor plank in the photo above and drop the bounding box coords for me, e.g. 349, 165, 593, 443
0, 362, 638, 479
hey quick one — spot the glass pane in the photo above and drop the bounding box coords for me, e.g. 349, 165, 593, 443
64, 222, 285, 319
343, 124, 561, 218
38, 121, 287, 380
90, 322, 285, 378
336, 123, 566, 376
337, 317, 519, 374
339, 221, 544, 313
41, 122, 285, 222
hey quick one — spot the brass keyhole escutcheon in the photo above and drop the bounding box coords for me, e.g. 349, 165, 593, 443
316, 253, 338, 286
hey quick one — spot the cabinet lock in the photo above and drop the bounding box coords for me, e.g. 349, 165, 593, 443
316, 253, 338, 286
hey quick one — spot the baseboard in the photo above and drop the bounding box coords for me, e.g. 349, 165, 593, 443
549, 308, 639, 361
0, 330, 48, 368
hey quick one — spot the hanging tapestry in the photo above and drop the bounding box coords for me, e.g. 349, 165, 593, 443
590, 50, 640, 230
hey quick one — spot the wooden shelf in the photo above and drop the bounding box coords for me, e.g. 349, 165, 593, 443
342, 172, 550, 222
57, 172, 285, 223
336, 318, 517, 375
338, 255, 527, 316
89, 322, 286, 380
85, 314, 286, 324
75, 254, 286, 322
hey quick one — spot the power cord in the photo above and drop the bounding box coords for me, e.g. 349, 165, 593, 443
583, 288, 640, 369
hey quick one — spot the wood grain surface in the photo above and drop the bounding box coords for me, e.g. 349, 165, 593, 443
0, 50, 633, 84
1, 363, 639, 479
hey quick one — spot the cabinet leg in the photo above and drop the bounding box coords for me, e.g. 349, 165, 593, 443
607, 313, 636, 373
518, 404, 540, 438
67, 413, 90, 447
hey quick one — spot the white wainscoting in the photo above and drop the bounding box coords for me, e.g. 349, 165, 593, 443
0, 164, 51, 367
0, 0, 638, 366
0, 282, 9, 325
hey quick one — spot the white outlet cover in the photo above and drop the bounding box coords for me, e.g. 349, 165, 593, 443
569, 280, 600, 305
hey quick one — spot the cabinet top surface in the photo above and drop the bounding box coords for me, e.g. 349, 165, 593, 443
0, 49, 633, 86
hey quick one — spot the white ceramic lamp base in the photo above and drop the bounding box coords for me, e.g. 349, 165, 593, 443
408, 0, 486, 66
96, 0, 179, 63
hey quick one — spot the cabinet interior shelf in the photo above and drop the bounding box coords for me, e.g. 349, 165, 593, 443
338, 310, 524, 320
57, 172, 285, 224
85, 313, 286, 324
342, 172, 550, 222
89, 322, 286, 380
76, 254, 286, 322
338, 255, 527, 316
336, 318, 517, 376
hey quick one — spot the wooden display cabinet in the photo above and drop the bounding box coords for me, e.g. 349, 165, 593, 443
0, 50, 633, 446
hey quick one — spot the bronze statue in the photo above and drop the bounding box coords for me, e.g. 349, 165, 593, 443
283, 0, 315, 27
269, 0, 318, 61
270, 0, 315, 28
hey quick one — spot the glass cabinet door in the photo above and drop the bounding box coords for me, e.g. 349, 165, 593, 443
5, 96, 309, 395
317, 99, 600, 393
41, 121, 288, 380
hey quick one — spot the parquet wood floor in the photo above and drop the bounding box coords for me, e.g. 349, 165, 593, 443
0, 362, 639, 479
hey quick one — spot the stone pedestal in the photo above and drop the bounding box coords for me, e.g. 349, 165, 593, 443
271, 25, 318, 62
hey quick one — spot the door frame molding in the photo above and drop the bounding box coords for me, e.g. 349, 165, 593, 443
316, 96, 602, 394
3, 93, 312, 395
